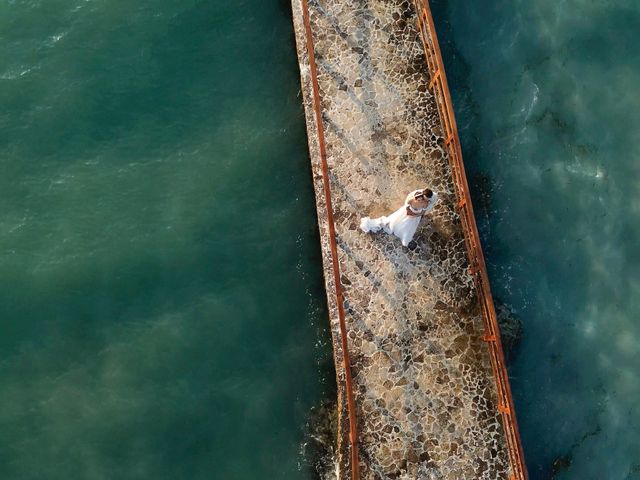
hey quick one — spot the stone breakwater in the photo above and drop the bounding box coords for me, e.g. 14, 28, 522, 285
291, 0, 512, 478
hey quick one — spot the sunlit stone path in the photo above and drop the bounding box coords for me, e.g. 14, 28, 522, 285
291, 0, 515, 478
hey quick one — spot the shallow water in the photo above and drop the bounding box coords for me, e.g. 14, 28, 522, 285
0, 1, 334, 478
432, 1, 640, 478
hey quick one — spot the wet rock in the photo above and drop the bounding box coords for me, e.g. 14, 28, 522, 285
495, 299, 523, 362
304, 400, 339, 479
550, 454, 572, 478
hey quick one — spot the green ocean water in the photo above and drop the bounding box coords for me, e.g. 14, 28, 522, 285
0, 1, 334, 479
432, 1, 640, 478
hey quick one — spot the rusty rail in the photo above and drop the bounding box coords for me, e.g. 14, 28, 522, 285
299, 0, 361, 478
412, 1, 528, 479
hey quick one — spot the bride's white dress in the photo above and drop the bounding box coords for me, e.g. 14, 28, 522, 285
360, 190, 438, 247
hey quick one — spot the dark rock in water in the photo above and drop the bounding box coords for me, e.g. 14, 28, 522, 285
471, 171, 493, 218
494, 299, 523, 362
549, 424, 601, 478
303, 399, 339, 479
550, 454, 572, 478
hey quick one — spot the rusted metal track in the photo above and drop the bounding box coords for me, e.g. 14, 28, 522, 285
299, 0, 361, 478
412, 1, 529, 479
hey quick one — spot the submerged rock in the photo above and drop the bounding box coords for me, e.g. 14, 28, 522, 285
550, 454, 572, 478
494, 299, 523, 362
303, 399, 339, 480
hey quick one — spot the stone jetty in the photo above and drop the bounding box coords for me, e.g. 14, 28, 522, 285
291, 1, 520, 478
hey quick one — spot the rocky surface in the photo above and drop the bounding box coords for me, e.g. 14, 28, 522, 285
494, 300, 524, 362
291, 0, 512, 478
305, 400, 340, 480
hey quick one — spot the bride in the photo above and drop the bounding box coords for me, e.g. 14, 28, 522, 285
360, 188, 438, 247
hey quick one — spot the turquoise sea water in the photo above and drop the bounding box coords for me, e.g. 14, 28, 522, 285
432, 1, 640, 478
0, 1, 334, 478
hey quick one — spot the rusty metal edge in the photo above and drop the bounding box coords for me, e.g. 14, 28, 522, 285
413, 1, 529, 479
298, 0, 361, 478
